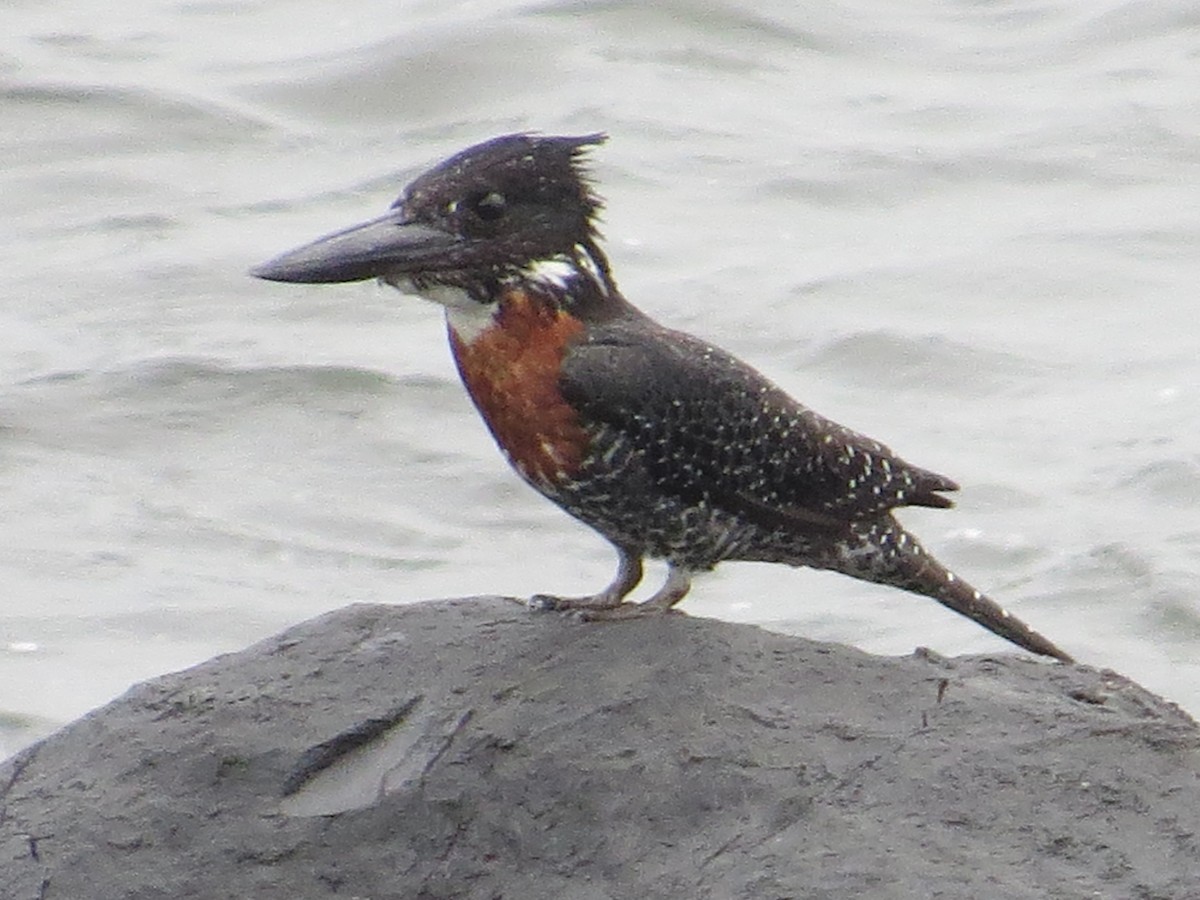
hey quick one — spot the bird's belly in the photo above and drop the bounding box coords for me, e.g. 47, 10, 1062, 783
538, 427, 828, 570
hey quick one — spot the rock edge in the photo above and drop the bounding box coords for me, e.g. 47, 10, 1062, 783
2, 597, 1198, 900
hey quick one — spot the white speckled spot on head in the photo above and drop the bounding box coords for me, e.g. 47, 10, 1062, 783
572, 243, 611, 296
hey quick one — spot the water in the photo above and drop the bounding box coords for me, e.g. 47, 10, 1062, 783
3, 0, 1198, 756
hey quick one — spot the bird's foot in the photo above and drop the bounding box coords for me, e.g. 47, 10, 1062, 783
527, 594, 682, 621
578, 601, 684, 621
529, 562, 690, 621
527, 593, 621, 616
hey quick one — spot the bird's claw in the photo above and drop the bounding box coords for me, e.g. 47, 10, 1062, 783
527, 593, 564, 611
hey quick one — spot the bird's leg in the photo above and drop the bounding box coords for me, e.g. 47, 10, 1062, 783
563, 563, 693, 621
636, 563, 692, 612
529, 547, 642, 612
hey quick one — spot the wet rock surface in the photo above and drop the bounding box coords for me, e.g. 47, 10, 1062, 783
2, 597, 1198, 899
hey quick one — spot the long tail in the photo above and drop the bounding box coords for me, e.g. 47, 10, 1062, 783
831, 520, 1074, 663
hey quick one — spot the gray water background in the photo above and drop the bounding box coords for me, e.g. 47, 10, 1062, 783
3, 0, 1198, 755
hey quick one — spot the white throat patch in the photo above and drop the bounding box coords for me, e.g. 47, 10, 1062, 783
380, 249, 604, 346
382, 274, 497, 343
443, 301, 499, 344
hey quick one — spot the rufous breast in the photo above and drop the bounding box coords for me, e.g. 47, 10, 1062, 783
447, 287, 591, 487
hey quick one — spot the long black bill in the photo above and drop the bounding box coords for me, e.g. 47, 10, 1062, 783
250, 210, 460, 284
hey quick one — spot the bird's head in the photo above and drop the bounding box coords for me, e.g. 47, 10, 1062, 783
251, 133, 614, 311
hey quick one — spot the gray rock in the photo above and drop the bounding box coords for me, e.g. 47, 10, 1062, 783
2, 597, 1198, 900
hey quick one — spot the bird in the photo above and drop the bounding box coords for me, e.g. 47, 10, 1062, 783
251, 132, 1073, 663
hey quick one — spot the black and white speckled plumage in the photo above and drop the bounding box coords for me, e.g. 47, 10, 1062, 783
547, 320, 937, 562
252, 132, 1073, 663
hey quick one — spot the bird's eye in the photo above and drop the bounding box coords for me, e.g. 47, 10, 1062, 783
470, 191, 507, 221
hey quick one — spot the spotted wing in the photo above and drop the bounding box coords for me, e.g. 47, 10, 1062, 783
559, 321, 958, 533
